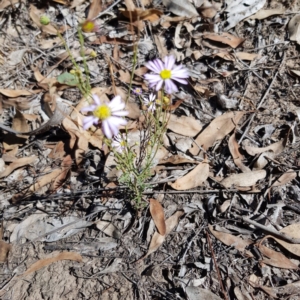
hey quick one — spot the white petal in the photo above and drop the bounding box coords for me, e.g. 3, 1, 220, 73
83, 116, 98, 130
155, 79, 163, 91
109, 116, 127, 127
164, 55, 176, 70
81, 104, 96, 112
92, 94, 101, 105
171, 77, 188, 84
112, 110, 128, 117
172, 69, 189, 78
145, 74, 161, 82
165, 79, 178, 94
109, 95, 122, 108
102, 120, 112, 139
146, 61, 161, 73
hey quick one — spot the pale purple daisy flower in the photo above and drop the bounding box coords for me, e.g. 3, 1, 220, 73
144, 55, 189, 94
111, 134, 127, 153
133, 87, 143, 95
143, 93, 156, 112
81, 94, 128, 139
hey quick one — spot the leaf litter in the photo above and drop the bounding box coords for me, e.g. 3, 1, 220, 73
1, 0, 300, 299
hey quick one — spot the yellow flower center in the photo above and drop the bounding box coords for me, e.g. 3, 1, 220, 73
160, 69, 172, 80
93, 105, 111, 120
82, 20, 95, 33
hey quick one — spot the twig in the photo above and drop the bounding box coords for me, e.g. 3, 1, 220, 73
238, 52, 286, 144
206, 231, 229, 300
235, 215, 300, 244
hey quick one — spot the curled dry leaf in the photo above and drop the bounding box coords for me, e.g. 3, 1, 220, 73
288, 15, 300, 45
223, 0, 267, 30
203, 32, 245, 48
261, 224, 300, 257
250, 7, 285, 19
51, 155, 73, 191
162, 0, 198, 17
149, 199, 166, 235
166, 113, 202, 137
271, 169, 297, 188
0, 156, 37, 179
139, 211, 184, 260
0, 241, 12, 263
169, 157, 209, 190
19, 252, 82, 278
256, 243, 298, 269
220, 170, 266, 188
216, 52, 260, 61
244, 137, 287, 156
228, 132, 251, 173
190, 111, 245, 155
209, 225, 253, 257
250, 280, 300, 298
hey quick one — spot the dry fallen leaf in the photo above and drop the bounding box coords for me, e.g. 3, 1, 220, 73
162, 0, 198, 17
220, 170, 266, 188
166, 113, 202, 137
190, 111, 245, 155
256, 243, 298, 269
209, 225, 253, 257
170, 157, 209, 190
139, 211, 184, 260
216, 52, 260, 61
203, 32, 245, 48
0, 89, 40, 97
228, 132, 251, 173
0, 156, 37, 179
51, 155, 73, 191
19, 252, 82, 278
250, 7, 285, 19
271, 169, 297, 188
87, 0, 102, 20
149, 198, 166, 236
244, 138, 287, 156
288, 15, 300, 45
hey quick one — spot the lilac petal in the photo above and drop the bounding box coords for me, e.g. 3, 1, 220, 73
144, 74, 161, 82
112, 110, 128, 117
81, 104, 97, 112
155, 79, 163, 91
154, 59, 164, 72
83, 116, 98, 130
92, 94, 101, 105
102, 120, 112, 139
165, 79, 178, 94
164, 55, 176, 70
146, 61, 162, 73
171, 77, 188, 84
172, 69, 189, 78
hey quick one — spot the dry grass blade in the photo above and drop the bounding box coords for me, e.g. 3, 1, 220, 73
149, 198, 166, 235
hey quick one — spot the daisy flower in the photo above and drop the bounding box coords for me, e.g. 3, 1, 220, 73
144, 55, 189, 94
81, 94, 128, 139
143, 93, 156, 112
111, 134, 127, 153
133, 87, 143, 95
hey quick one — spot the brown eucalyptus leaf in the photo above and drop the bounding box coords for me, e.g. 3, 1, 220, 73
244, 138, 287, 156
19, 252, 82, 277
140, 211, 184, 260
0, 156, 37, 179
221, 170, 266, 188
51, 155, 73, 191
170, 158, 209, 190
203, 32, 244, 48
149, 199, 166, 236
250, 7, 285, 19
288, 15, 300, 45
209, 225, 253, 257
190, 111, 245, 155
0, 241, 12, 263
257, 244, 298, 269
0, 89, 40, 97
166, 113, 202, 137
271, 169, 297, 187
228, 132, 251, 172
87, 0, 102, 20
